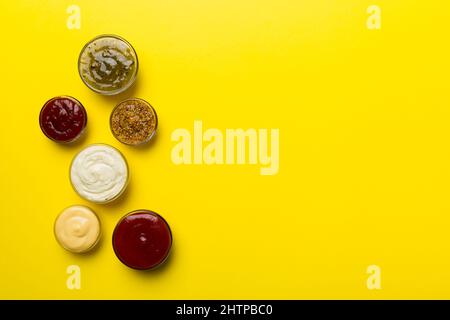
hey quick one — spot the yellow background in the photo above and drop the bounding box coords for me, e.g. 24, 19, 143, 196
0, 0, 449, 299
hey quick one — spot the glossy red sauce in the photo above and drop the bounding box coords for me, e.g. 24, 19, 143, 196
113, 210, 172, 270
39, 96, 87, 142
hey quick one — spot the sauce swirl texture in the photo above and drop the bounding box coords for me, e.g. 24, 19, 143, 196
78, 35, 138, 95
70, 144, 128, 203
39, 96, 87, 143
54, 205, 100, 253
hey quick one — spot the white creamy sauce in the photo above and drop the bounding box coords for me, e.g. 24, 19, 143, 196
70, 144, 128, 203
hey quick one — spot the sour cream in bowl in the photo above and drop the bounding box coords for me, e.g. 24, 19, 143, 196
70, 144, 129, 204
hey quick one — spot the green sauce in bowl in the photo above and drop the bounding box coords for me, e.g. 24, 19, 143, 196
78, 35, 138, 95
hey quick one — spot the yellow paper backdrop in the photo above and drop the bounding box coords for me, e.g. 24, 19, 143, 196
1, 0, 450, 299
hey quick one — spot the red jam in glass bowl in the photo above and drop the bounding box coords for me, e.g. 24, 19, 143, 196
39, 96, 87, 143
113, 210, 172, 270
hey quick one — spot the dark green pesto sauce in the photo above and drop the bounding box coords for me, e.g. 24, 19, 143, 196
79, 36, 137, 94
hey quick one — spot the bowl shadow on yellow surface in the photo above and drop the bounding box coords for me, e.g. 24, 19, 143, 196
128, 243, 175, 278
53, 126, 90, 150
67, 232, 104, 258
97, 78, 142, 105
126, 129, 160, 152
100, 181, 133, 211
95, 79, 161, 152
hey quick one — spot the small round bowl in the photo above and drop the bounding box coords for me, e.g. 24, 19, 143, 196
39, 96, 87, 143
112, 210, 172, 270
110, 98, 158, 146
54, 205, 101, 254
78, 34, 138, 95
69, 144, 129, 204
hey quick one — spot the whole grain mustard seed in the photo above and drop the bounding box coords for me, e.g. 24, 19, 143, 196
110, 98, 157, 145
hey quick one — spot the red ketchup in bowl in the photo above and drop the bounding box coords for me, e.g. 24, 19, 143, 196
113, 210, 172, 270
39, 96, 87, 143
